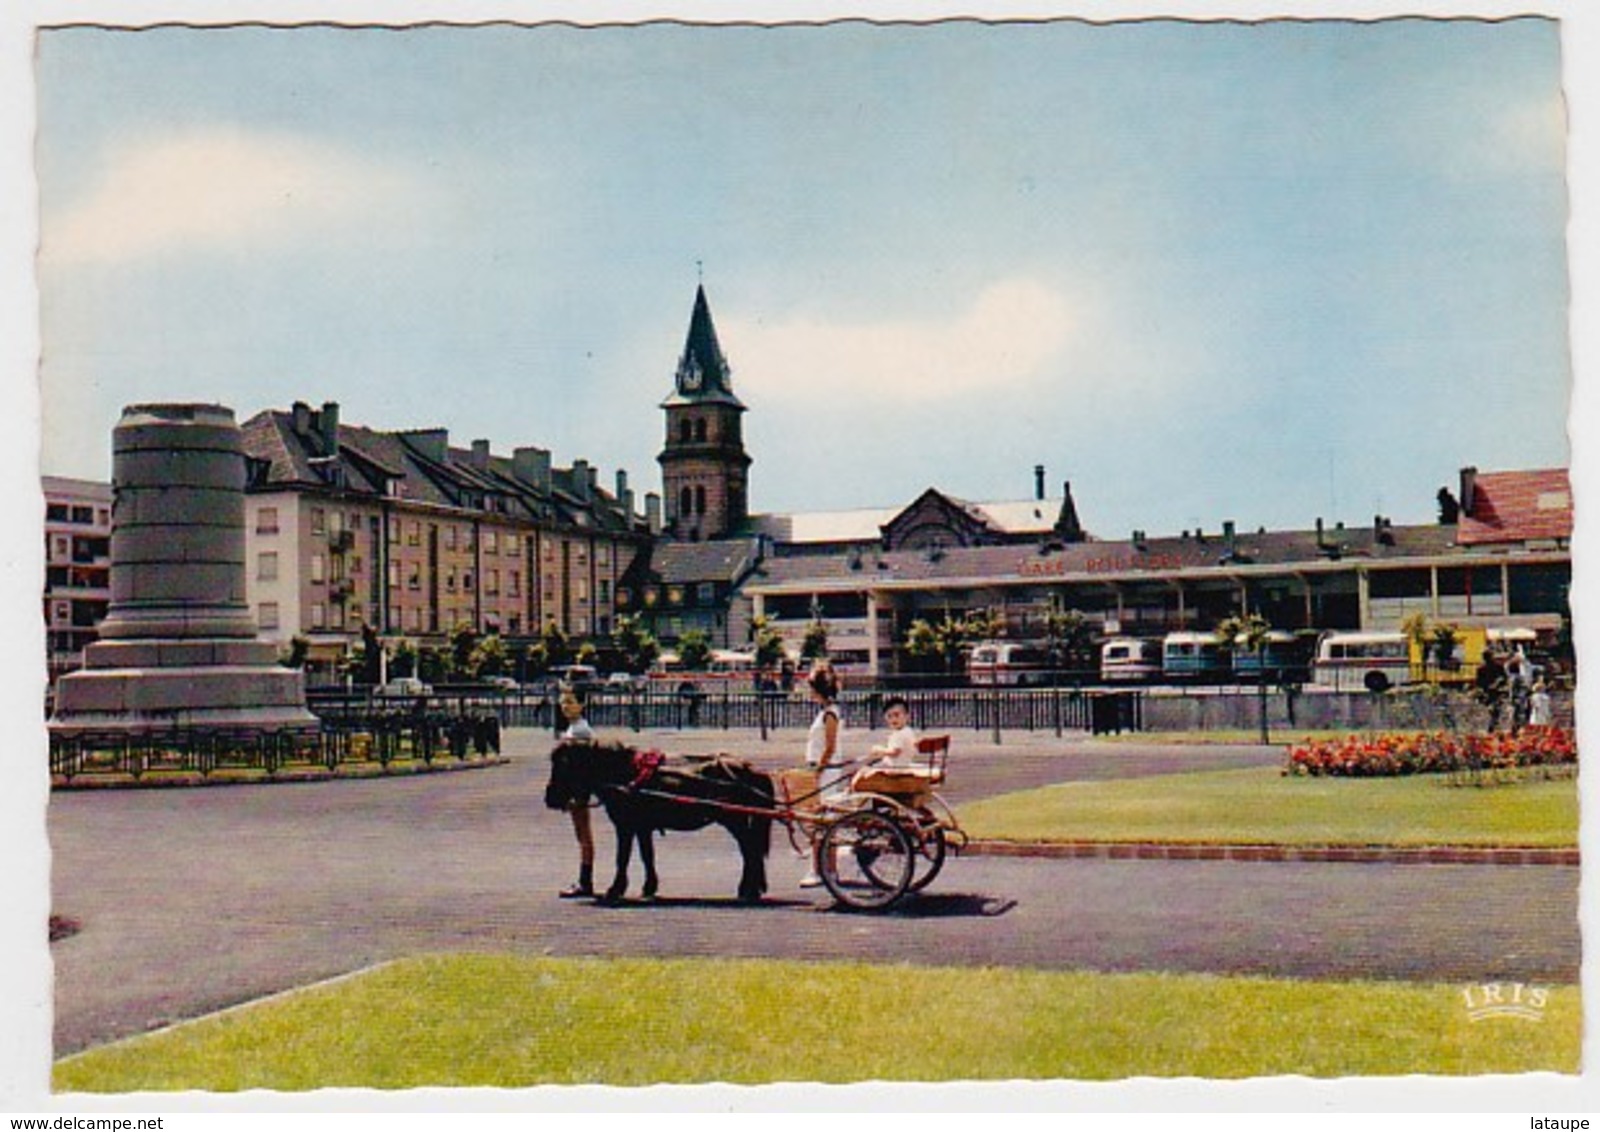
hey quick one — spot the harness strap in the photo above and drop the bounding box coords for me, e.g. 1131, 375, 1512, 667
628, 748, 667, 790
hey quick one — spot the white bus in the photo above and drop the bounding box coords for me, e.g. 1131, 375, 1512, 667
1310, 631, 1411, 692
1099, 637, 1163, 682
968, 642, 1051, 686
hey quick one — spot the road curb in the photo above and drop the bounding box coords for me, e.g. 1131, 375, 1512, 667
51, 755, 510, 790
964, 839, 1578, 866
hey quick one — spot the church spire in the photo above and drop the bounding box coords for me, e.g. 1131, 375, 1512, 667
669, 285, 743, 407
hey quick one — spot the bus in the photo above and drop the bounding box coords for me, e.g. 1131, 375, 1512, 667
1099, 637, 1163, 682
1229, 631, 1313, 684
1161, 632, 1229, 682
968, 642, 1051, 686
1309, 631, 1410, 692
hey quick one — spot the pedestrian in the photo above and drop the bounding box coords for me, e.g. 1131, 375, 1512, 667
1475, 650, 1507, 732
799, 661, 844, 888
1507, 652, 1532, 733
556, 686, 597, 899
1529, 680, 1553, 728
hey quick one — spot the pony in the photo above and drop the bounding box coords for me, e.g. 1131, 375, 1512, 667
544, 740, 774, 903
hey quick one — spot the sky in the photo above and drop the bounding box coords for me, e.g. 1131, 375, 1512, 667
33, 17, 1573, 537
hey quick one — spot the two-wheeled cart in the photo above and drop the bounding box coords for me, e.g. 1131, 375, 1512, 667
777, 735, 966, 911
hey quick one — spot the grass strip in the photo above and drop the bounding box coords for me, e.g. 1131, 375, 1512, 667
959, 766, 1577, 847
55, 954, 1577, 1090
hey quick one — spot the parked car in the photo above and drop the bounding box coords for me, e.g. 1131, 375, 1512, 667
377, 677, 432, 697
606, 671, 647, 690
483, 675, 520, 692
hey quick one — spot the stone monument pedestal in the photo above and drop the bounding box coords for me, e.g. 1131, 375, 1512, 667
49, 404, 317, 736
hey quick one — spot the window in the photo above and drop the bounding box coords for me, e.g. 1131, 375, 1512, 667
388, 562, 400, 588
409, 607, 422, 631
311, 554, 325, 584
508, 571, 520, 597
388, 604, 401, 628
311, 603, 326, 629
485, 530, 499, 554
576, 578, 588, 602
330, 603, 345, 629
679, 487, 692, 517
445, 568, 457, 593
255, 508, 280, 534
257, 552, 279, 581
258, 602, 280, 630
598, 579, 610, 603
328, 510, 342, 535
679, 419, 692, 443
694, 418, 707, 442
697, 583, 715, 604
46, 504, 68, 522
463, 571, 474, 592
597, 546, 609, 566
445, 525, 457, 551
407, 521, 420, 547
486, 569, 499, 596
97, 508, 110, 527
695, 485, 707, 515
311, 508, 326, 535
407, 564, 421, 590
388, 516, 400, 543
506, 532, 520, 555
543, 540, 555, 561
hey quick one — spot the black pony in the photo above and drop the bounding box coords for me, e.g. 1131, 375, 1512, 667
544, 741, 774, 903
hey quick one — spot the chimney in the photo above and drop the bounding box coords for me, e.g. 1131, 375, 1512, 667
291, 401, 312, 437
645, 492, 662, 535
1223, 520, 1236, 554
588, 464, 599, 497
616, 470, 634, 518
571, 459, 591, 502
513, 446, 551, 493
1460, 466, 1479, 518
317, 402, 340, 455
1316, 517, 1325, 545
400, 428, 449, 464
1034, 465, 1045, 501
1132, 529, 1147, 551
470, 438, 491, 471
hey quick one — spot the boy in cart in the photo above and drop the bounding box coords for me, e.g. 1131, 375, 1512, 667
869, 695, 919, 768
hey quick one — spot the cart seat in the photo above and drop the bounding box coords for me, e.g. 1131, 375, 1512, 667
850, 735, 950, 798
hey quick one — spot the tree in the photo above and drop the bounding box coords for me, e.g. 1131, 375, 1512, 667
678, 629, 713, 671
801, 618, 829, 661
750, 614, 787, 671
541, 620, 572, 668
575, 641, 599, 667
1214, 613, 1272, 743
469, 633, 509, 678
1042, 606, 1095, 680
391, 640, 418, 679
611, 614, 661, 675
449, 622, 479, 678
904, 612, 980, 676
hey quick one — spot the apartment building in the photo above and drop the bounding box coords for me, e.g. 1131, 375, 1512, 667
240, 401, 655, 668
43, 476, 113, 678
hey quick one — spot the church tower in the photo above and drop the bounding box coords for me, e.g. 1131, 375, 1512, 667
658, 285, 751, 541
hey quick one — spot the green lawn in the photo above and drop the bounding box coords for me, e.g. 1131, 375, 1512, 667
54, 954, 1578, 1090
960, 766, 1578, 847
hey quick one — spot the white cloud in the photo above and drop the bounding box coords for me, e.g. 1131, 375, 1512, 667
722, 278, 1078, 404
42, 128, 429, 265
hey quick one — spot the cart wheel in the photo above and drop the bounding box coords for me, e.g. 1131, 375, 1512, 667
909, 824, 947, 892
818, 810, 914, 911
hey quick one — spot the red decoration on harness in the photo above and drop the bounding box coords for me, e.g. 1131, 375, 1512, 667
628, 748, 666, 790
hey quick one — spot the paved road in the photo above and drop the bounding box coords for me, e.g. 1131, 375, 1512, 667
48, 728, 1579, 1056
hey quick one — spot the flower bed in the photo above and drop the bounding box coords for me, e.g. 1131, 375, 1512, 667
1286, 726, 1577, 777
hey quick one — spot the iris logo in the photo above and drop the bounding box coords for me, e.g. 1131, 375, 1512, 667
1461, 982, 1549, 1022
